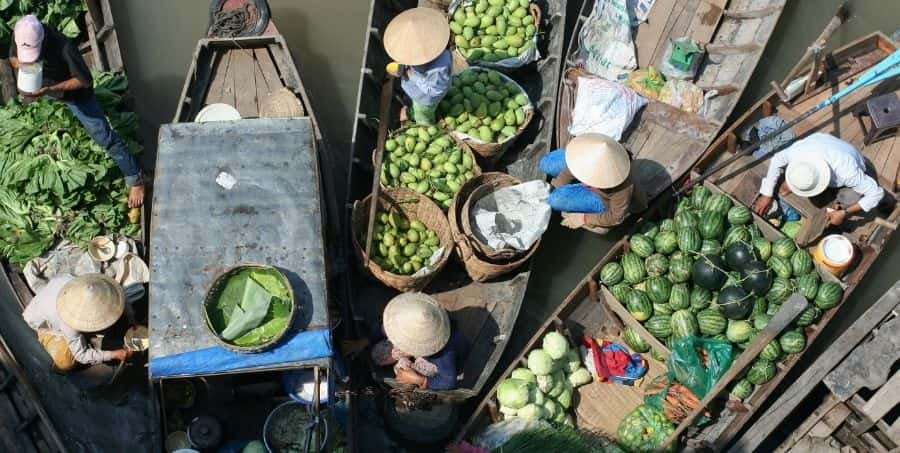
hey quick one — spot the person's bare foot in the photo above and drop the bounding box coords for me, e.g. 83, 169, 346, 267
128, 184, 145, 208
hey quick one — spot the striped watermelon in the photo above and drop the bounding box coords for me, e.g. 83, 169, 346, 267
622, 326, 650, 353
815, 281, 843, 309
779, 329, 806, 354
766, 276, 793, 304
768, 255, 793, 279
790, 249, 814, 276
675, 210, 699, 229
772, 237, 796, 259
600, 262, 624, 286
795, 306, 822, 327
639, 221, 659, 239
703, 193, 733, 215
646, 276, 673, 304
645, 254, 669, 277
759, 341, 782, 361
753, 238, 772, 261
697, 309, 727, 335
650, 348, 666, 362
691, 186, 711, 210
752, 298, 768, 318
753, 313, 771, 330
723, 225, 750, 247
726, 320, 754, 343
653, 302, 674, 316
670, 310, 699, 339
654, 231, 679, 255
668, 253, 693, 283
747, 360, 776, 385
766, 301, 781, 316
797, 272, 819, 300
677, 227, 701, 253
730, 379, 754, 400
698, 212, 726, 240
747, 224, 763, 240
727, 205, 752, 225
625, 289, 653, 321
630, 234, 655, 258
621, 253, 646, 284
690, 286, 713, 310
676, 197, 694, 214
645, 314, 673, 339
609, 283, 632, 302
659, 218, 676, 232
669, 283, 690, 310
701, 239, 722, 256
710, 333, 728, 342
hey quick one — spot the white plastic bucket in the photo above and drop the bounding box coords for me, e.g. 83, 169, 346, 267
195, 103, 241, 122
17, 62, 43, 93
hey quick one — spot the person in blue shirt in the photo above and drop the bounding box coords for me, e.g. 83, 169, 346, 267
383, 7, 452, 125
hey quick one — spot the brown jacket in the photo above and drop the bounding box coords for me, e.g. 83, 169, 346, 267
552, 168, 647, 228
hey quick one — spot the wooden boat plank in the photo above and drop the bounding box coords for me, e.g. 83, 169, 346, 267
253, 48, 279, 94
218, 51, 238, 109
231, 49, 258, 117
205, 51, 228, 106
687, 0, 727, 45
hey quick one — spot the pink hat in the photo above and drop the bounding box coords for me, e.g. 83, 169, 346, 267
14, 15, 44, 63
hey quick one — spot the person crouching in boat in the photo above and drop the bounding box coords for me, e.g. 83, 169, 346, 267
753, 133, 887, 226
22, 274, 134, 375
540, 133, 647, 234
383, 7, 452, 125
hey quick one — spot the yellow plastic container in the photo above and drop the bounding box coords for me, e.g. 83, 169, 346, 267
811, 234, 854, 276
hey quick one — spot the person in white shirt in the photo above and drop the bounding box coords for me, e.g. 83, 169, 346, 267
753, 133, 885, 226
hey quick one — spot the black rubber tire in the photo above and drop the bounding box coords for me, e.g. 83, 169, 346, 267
208, 0, 271, 37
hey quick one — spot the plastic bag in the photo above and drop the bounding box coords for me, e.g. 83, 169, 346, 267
667, 337, 733, 402
658, 80, 704, 113
615, 404, 675, 453
626, 67, 666, 100
472, 418, 549, 450
569, 76, 648, 140
578, 0, 636, 82
472, 180, 552, 251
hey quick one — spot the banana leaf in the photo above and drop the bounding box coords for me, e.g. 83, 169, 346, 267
207, 269, 292, 347
220, 277, 272, 341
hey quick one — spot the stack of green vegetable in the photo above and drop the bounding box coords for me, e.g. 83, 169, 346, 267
365, 208, 441, 275
0, 72, 141, 264
380, 125, 477, 209
437, 68, 531, 144
1, 0, 86, 46
599, 186, 844, 402
496, 331, 592, 424
449, 0, 537, 64
615, 404, 675, 453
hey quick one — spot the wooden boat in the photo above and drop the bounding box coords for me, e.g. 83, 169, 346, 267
557, 0, 785, 201
458, 32, 899, 451
344, 0, 568, 409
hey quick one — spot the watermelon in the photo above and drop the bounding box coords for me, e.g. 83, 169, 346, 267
600, 262, 624, 286
725, 242, 756, 270
790, 249, 814, 276
815, 281, 843, 309
645, 315, 673, 339
730, 379, 754, 400
691, 186, 711, 210
690, 286, 713, 310
726, 320, 754, 343
718, 286, 753, 320
759, 341, 782, 361
668, 253, 693, 283
669, 283, 690, 310
700, 239, 722, 256
646, 276, 673, 304
766, 302, 781, 316
723, 225, 751, 247
654, 231, 679, 255
698, 212, 726, 240
677, 227, 701, 253
645, 254, 669, 277
670, 310, 698, 339
752, 298, 768, 318
675, 210, 699, 230
652, 302, 674, 316
622, 326, 650, 353
740, 261, 772, 296
772, 237, 796, 259
753, 313, 771, 330
781, 220, 802, 238
639, 221, 659, 239
659, 218, 676, 232
609, 283, 632, 302
779, 329, 806, 354
621, 253, 646, 284
797, 272, 820, 301
697, 309, 727, 335
795, 306, 822, 327
676, 197, 694, 214
630, 234, 655, 258
703, 193, 733, 215
727, 205, 752, 225
747, 360, 776, 385
753, 238, 772, 261
692, 254, 727, 290
625, 289, 653, 321
767, 276, 793, 304
650, 348, 666, 362
768, 255, 793, 279
747, 224, 763, 240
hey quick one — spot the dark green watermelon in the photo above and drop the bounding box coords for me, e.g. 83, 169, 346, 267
646, 276, 673, 304
718, 286, 753, 320
654, 231, 679, 255
692, 254, 727, 290
669, 283, 690, 310
740, 261, 772, 296
725, 242, 756, 270
600, 262, 624, 286
630, 234, 655, 258
698, 212, 726, 240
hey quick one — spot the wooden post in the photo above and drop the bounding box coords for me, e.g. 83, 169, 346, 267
0, 59, 14, 104
363, 76, 395, 266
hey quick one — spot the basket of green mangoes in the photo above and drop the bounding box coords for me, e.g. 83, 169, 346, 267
448, 0, 540, 69
377, 124, 482, 210
352, 187, 453, 292
437, 67, 533, 159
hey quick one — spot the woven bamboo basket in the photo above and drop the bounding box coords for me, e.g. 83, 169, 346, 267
426, 0, 451, 8
461, 183, 526, 261
449, 3, 542, 70
202, 263, 296, 353
352, 187, 453, 292
447, 173, 540, 282
372, 124, 483, 210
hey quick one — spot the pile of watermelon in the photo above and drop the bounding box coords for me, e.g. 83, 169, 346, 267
600, 186, 844, 402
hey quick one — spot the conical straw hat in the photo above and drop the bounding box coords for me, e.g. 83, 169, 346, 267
57, 274, 124, 332
565, 133, 631, 189
383, 292, 450, 357
384, 8, 450, 66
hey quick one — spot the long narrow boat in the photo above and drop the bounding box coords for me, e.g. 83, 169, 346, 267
458, 32, 899, 451
343, 0, 568, 416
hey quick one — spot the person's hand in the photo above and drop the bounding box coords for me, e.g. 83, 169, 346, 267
395, 367, 426, 387
340, 338, 369, 359
112, 349, 134, 362
128, 184, 145, 208
21, 86, 48, 97
561, 212, 585, 229
399, 105, 409, 123
779, 182, 793, 197
754, 195, 773, 216
826, 209, 847, 226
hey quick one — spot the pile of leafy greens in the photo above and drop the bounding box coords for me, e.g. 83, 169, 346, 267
0, 71, 141, 264
0, 0, 86, 48
206, 268, 293, 347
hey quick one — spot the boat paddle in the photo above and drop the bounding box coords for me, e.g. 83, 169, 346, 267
659, 293, 810, 451
364, 75, 396, 266
680, 48, 900, 195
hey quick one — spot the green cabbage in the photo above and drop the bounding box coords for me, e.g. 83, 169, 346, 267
517, 403, 545, 420
556, 387, 572, 409
527, 349, 554, 375
536, 373, 555, 393
529, 386, 545, 406
568, 368, 592, 388
499, 406, 518, 417
542, 399, 560, 420
511, 367, 536, 383
549, 371, 567, 398
565, 348, 582, 373
497, 378, 532, 410
542, 331, 569, 359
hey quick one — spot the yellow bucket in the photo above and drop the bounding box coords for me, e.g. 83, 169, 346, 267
811, 234, 854, 276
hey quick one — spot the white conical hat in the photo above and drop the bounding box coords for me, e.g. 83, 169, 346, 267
786, 154, 830, 197
384, 8, 450, 66
565, 133, 631, 189
383, 292, 450, 357
57, 274, 124, 332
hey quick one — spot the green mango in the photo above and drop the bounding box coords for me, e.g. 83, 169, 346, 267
505, 35, 524, 48
463, 16, 480, 27
434, 137, 451, 148
519, 0, 529, 6
462, 26, 475, 41
444, 117, 457, 129
404, 137, 415, 152
414, 180, 429, 194
475, 0, 488, 14
417, 128, 430, 142
492, 40, 509, 50
478, 126, 494, 142
525, 24, 536, 37
457, 123, 471, 134
506, 47, 519, 57
448, 104, 464, 117
475, 103, 488, 118
515, 108, 526, 125
454, 35, 469, 49
473, 81, 487, 94
512, 6, 528, 18
414, 142, 426, 153
481, 36, 498, 46
453, 9, 466, 23
487, 5, 503, 17
508, 16, 521, 27
488, 101, 502, 117
420, 158, 433, 171
444, 162, 458, 174
469, 37, 481, 48
480, 16, 493, 28
485, 90, 503, 101
514, 94, 529, 106
449, 150, 462, 164
462, 153, 473, 170
385, 139, 398, 151
449, 22, 463, 35
478, 72, 489, 83
490, 118, 504, 132
504, 110, 516, 126
488, 0, 504, 5
520, 15, 534, 27
406, 153, 420, 167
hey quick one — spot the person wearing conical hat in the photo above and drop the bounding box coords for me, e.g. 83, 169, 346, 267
383, 7, 452, 125
23, 274, 133, 373
342, 292, 467, 390
539, 133, 647, 234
